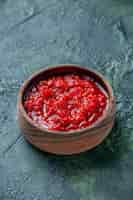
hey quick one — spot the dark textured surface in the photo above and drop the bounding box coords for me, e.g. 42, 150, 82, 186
0, 1, 133, 200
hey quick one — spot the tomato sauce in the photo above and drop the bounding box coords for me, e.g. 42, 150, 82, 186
24, 74, 107, 131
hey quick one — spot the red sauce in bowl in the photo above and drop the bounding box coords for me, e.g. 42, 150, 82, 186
24, 74, 107, 131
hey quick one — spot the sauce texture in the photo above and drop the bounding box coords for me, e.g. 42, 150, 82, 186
24, 74, 107, 131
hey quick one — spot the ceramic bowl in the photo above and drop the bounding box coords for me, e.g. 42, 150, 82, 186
17, 64, 115, 155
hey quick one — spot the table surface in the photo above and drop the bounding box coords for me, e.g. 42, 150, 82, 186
1, 1, 133, 200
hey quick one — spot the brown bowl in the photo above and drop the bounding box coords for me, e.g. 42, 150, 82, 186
17, 64, 115, 155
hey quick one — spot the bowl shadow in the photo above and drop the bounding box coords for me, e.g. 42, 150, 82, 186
29, 114, 128, 177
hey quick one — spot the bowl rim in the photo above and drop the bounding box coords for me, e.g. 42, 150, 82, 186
18, 64, 115, 136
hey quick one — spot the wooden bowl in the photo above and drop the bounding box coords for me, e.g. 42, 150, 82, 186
17, 64, 116, 155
